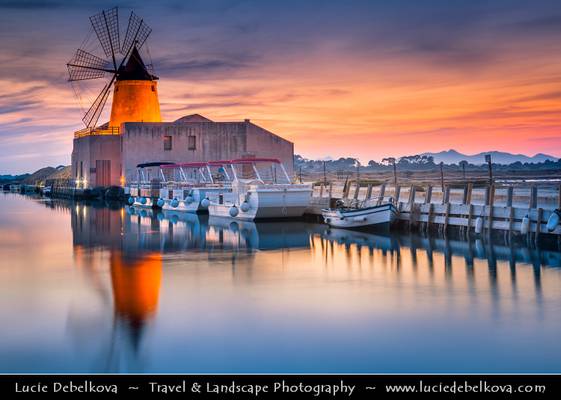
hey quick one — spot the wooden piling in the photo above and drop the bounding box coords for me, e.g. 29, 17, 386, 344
408, 185, 416, 205
395, 185, 401, 204
444, 202, 451, 233
467, 203, 474, 233
530, 186, 538, 209
536, 208, 543, 235
443, 185, 450, 205
506, 186, 513, 207
425, 185, 433, 204
343, 180, 350, 199
353, 181, 360, 200
465, 183, 473, 205
427, 203, 434, 232
366, 184, 373, 200
488, 185, 495, 234
377, 184, 386, 206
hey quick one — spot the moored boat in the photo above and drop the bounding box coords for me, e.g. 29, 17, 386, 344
207, 158, 312, 221
322, 200, 398, 229
158, 162, 215, 213
128, 162, 174, 208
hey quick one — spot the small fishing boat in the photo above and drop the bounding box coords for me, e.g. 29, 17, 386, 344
322, 199, 398, 229
207, 158, 312, 220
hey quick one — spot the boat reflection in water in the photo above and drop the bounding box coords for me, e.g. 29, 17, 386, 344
124, 206, 314, 252
15, 196, 558, 372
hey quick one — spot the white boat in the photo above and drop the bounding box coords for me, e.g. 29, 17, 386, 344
207, 158, 312, 221
42, 185, 52, 196
157, 162, 228, 213
128, 162, 174, 208
322, 200, 398, 229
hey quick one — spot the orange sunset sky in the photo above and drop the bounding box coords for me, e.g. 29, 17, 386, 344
1, 0, 561, 173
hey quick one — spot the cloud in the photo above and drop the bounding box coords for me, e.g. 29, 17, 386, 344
155, 54, 259, 79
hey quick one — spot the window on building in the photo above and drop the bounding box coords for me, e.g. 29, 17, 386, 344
164, 135, 172, 151
188, 135, 196, 150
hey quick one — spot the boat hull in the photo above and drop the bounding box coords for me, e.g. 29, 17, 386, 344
209, 186, 312, 221
322, 203, 398, 229
160, 187, 228, 212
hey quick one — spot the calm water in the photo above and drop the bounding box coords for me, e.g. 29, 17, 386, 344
1, 192, 561, 373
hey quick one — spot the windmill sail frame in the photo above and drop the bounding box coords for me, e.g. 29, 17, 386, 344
68, 7, 154, 129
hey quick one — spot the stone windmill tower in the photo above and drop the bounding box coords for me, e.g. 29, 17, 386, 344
68, 7, 161, 188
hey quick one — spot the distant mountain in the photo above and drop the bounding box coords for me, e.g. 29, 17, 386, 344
420, 149, 557, 165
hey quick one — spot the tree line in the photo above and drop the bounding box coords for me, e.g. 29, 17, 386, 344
294, 154, 561, 172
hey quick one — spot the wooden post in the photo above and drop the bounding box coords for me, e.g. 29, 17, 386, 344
444, 202, 451, 233
466, 183, 473, 205
462, 185, 469, 205
439, 162, 444, 192
427, 203, 434, 232
530, 185, 538, 209
319, 184, 324, 198
536, 208, 543, 235
488, 185, 495, 233
508, 206, 514, 234
506, 186, 513, 207
353, 181, 360, 200
395, 185, 401, 204
328, 182, 333, 201
443, 185, 450, 205
343, 180, 350, 199
377, 184, 386, 206
408, 185, 416, 205
425, 185, 433, 204
536, 207, 543, 245
467, 203, 474, 233
366, 184, 373, 200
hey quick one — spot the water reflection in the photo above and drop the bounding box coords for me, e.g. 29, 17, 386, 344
2, 193, 561, 372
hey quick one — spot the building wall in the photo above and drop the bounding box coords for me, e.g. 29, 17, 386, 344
72, 119, 294, 188
71, 135, 122, 187
122, 122, 252, 182
245, 122, 294, 177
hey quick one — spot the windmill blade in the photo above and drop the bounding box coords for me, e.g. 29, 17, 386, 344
67, 49, 112, 81
90, 7, 120, 65
83, 82, 112, 128
121, 11, 152, 56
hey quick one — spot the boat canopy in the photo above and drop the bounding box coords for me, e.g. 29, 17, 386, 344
160, 162, 208, 169
207, 160, 232, 166
136, 162, 175, 168
228, 158, 290, 184
229, 158, 281, 164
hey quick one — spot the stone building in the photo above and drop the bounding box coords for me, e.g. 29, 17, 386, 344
71, 49, 294, 189
121, 115, 294, 184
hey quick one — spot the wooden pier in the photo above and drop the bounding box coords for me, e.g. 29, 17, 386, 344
306, 181, 561, 237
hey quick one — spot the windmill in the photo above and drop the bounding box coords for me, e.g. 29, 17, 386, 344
67, 7, 160, 130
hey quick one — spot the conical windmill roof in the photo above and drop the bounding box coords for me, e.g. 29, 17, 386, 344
117, 47, 157, 81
